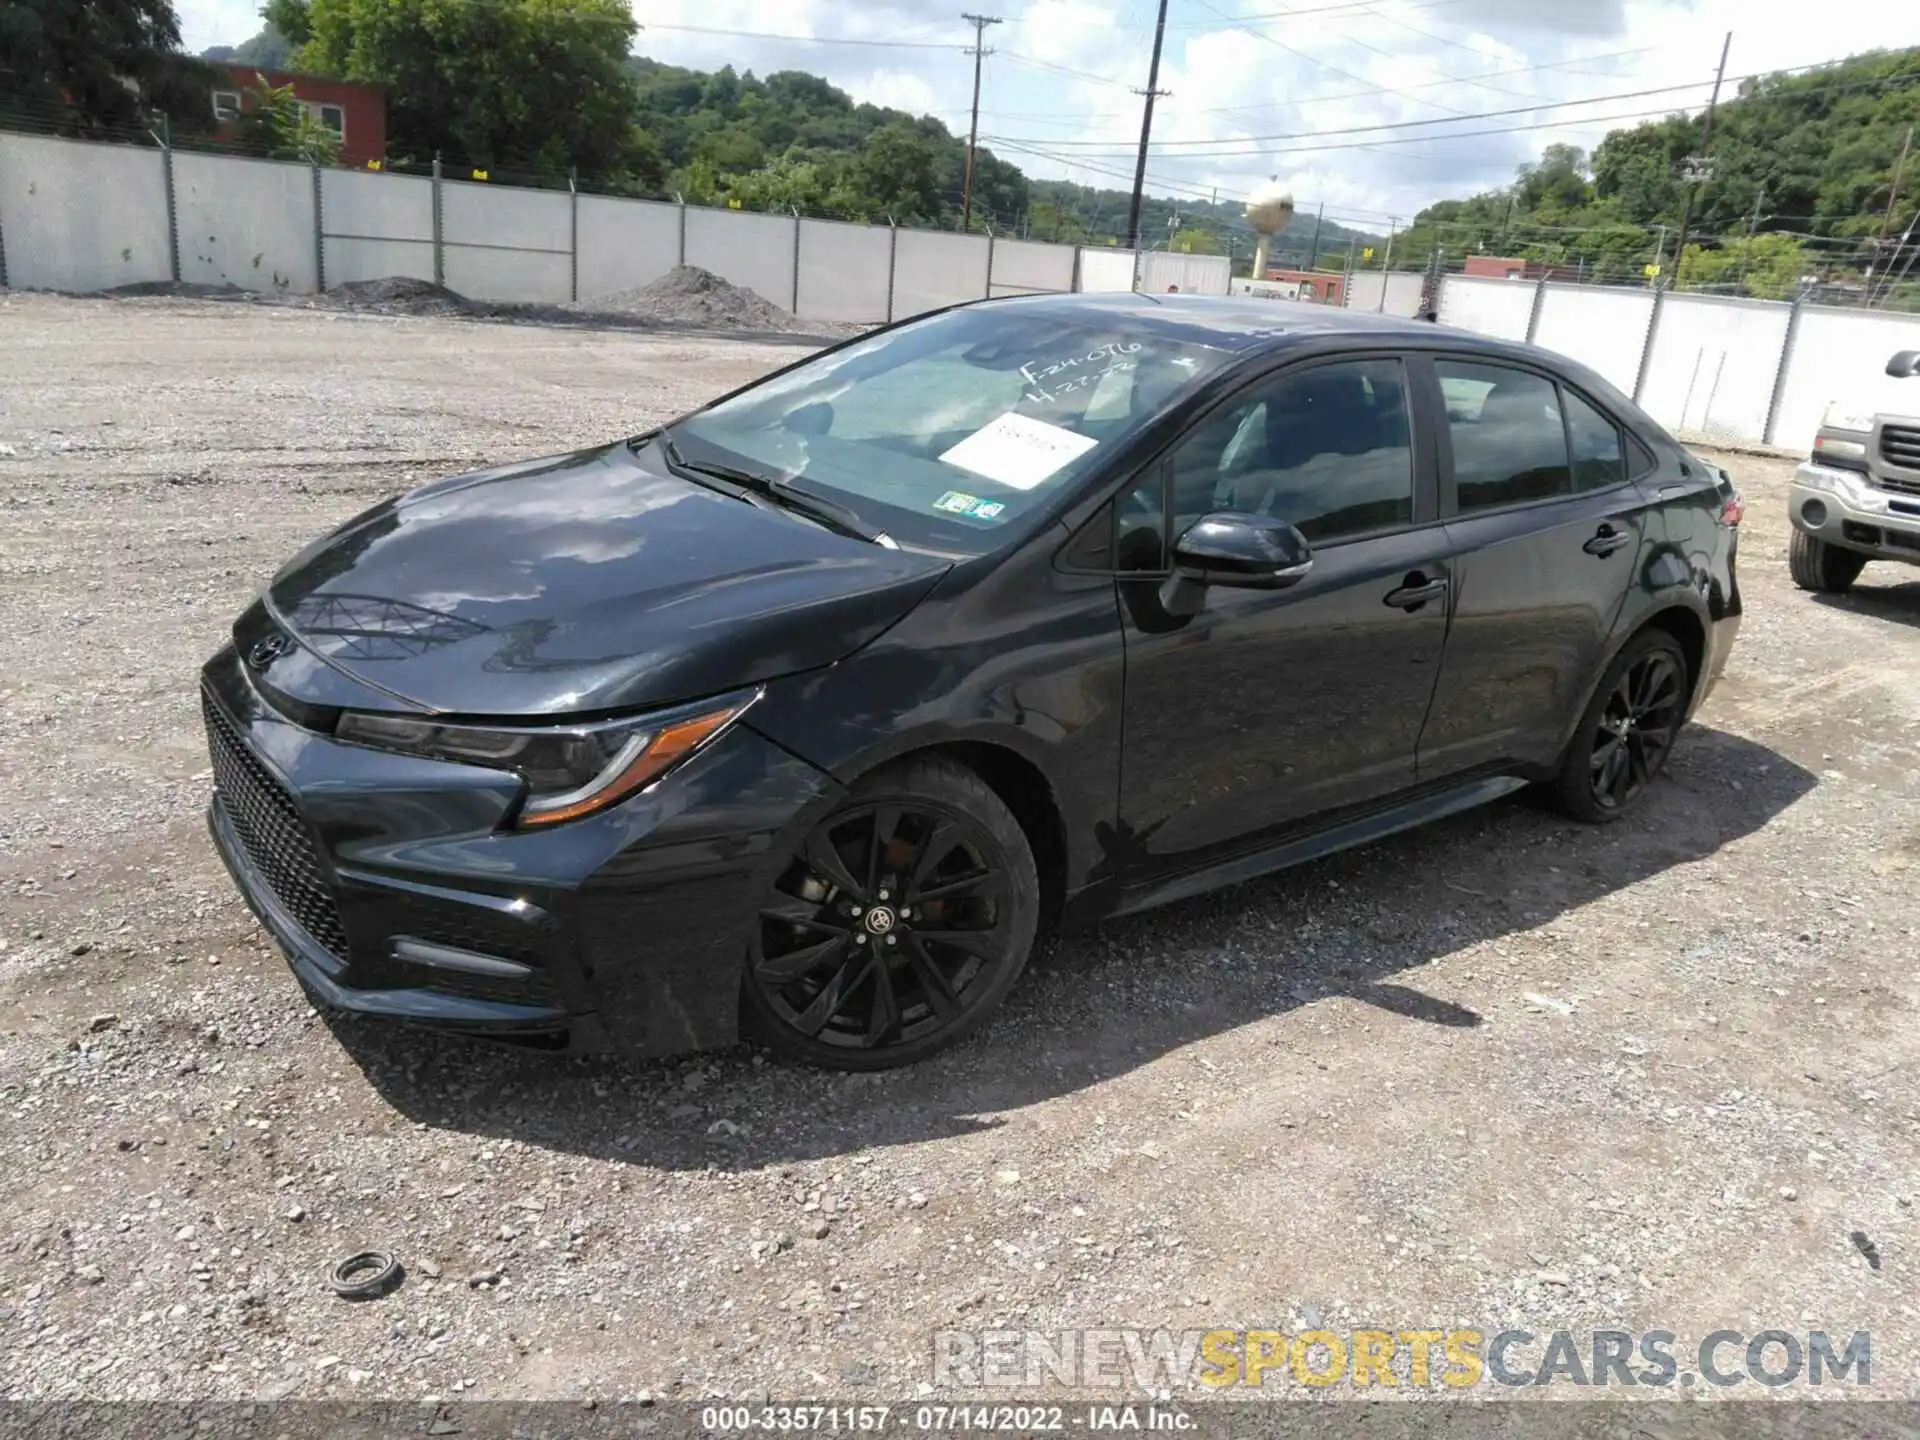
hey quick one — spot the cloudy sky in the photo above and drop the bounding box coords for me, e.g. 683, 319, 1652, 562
177, 0, 1916, 225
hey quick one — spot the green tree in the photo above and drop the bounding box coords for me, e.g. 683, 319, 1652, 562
265, 0, 644, 183
0, 0, 220, 137
234, 80, 339, 165
1678, 232, 1811, 299
203, 25, 294, 69
1168, 227, 1220, 254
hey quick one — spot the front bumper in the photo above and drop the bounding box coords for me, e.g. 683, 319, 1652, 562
199, 644, 840, 1056
1789, 463, 1920, 564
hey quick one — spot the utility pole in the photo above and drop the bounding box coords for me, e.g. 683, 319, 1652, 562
1735, 184, 1765, 292
1879, 125, 1914, 243
1306, 200, 1325, 271
1124, 0, 1171, 253
959, 13, 1002, 233
1670, 30, 1732, 292
1874, 204, 1920, 307
1652, 223, 1668, 286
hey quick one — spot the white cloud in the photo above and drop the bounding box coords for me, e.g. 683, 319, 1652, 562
172, 0, 1913, 223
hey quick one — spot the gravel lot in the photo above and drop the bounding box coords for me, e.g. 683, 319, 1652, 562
1, 292, 1917, 1406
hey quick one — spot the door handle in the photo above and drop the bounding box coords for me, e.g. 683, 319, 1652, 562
1584, 524, 1632, 557
1384, 574, 1448, 611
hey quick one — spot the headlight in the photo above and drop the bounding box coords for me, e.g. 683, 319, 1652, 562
335, 690, 759, 827
1821, 403, 1876, 434
1811, 431, 1869, 472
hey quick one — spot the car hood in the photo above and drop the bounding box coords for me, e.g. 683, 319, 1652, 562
259, 441, 949, 717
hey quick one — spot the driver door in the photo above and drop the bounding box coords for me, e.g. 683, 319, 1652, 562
1116, 354, 1454, 868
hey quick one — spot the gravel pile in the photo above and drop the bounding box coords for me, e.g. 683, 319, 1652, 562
571, 265, 818, 333
311, 276, 484, 317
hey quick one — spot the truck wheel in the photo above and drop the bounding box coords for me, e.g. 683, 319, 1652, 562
1789, 530, 1867, 593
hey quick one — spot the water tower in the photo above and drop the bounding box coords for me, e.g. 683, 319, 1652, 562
1246, 182, 1295, 281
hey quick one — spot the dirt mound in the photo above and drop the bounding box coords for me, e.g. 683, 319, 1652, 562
573, 264, 813, 332
317, 276, 480, 316
105, 280, 248, 299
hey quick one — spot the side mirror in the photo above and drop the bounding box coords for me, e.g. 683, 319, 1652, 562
1170, 512, 1314, 589
1158, 512, 1312, 619
1887, 351, 1920, 378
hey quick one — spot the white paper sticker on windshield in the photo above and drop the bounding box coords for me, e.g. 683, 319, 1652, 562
937, 412, 1100, 492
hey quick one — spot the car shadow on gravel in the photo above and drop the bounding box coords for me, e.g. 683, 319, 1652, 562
325, 723, 1814, 1171
1811, 578, 1920, 630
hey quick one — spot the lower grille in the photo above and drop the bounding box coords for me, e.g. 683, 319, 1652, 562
203, 690, 349, 958
1885, 528, 1920, 553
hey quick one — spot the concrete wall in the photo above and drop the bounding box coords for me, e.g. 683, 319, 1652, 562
1772, 306, 1920, 452
1076, 248, 1136, 293
0, 133, 170, 291
1438, 274, 1535, 340
439, 180, 572, 303
173, 151, 317, 294
1137, 251, 1231, 296
575, 194, 680, 300
1637, 294, 1794, 445
892, 230, 990, 318
319, 168, 434, 285
683, 207, 795, 311
989, 237, 1074, 297
1437, 272, 1920, 452
1345, 271, 1425, 317
798, 219, 892, 323
1530, 284, 1652, 397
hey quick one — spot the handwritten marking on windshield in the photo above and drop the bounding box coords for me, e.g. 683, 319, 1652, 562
1018, 341, 1145, 405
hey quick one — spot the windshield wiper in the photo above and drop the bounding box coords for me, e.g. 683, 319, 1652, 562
659, 435, 891, 546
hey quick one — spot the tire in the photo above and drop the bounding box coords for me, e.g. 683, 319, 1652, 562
1789, 529, 1867, 593
741, 756, 1039, 1070
1549, 630, 1691, 824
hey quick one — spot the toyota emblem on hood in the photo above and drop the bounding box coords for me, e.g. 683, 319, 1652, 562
247, 631, 295, 670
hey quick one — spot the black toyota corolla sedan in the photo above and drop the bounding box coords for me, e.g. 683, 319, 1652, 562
203, 292, 1741, 1069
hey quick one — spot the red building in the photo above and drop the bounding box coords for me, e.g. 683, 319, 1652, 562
211, 66, 387, 167
1261, 267, 1346, 304
1464, 254, 1528, 280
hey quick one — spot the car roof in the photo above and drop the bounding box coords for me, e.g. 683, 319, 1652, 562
973, 289, 1448, 351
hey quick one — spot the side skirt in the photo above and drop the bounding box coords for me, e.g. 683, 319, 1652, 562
1106, 773, 1530, 920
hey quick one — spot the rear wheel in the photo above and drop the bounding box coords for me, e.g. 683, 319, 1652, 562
1789, 529, 1867, 593
742, 757, 1038, 1070
1551, 630, 1690, 823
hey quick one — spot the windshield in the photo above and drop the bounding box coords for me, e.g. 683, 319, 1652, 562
669, 306, 1233, 552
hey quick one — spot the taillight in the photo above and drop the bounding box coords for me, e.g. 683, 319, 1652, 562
1719, 493, 1745, 527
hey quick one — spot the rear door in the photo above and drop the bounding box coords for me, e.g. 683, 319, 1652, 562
1415, 355, 1654, 779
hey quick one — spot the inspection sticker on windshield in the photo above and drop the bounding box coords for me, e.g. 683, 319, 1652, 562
938, 412, 1099, 491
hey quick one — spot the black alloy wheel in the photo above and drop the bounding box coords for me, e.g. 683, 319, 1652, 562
742, 757, 1038, 1069
1551, 631, 1690, 823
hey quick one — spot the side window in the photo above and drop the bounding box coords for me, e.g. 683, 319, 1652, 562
1437, 359, 1571, 512
1116, 469, 1167, 573
1165, 358, 1414, 545
1564, 388, 1626, 491
1626, 432, 1658, 480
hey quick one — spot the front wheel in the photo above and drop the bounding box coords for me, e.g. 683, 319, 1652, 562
1550, 630, 1690, 823
742, 757, 1039, 1070
1789, 529, 1867, 593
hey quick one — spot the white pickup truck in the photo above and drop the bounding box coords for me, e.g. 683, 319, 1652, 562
1788, 350, 1920, 591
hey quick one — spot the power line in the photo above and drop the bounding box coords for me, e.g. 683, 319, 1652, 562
1167, 46, 1653, 119
642, 23, 965, 50
1188, 0, 1475, 118
985, 61, 1920, 157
